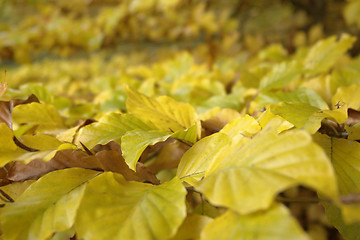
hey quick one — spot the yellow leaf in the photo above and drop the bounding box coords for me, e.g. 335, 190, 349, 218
12, 102, 65, 132
332, 84, 360, 110
0, 123, 27, 166
76, 174, 186, 240
125, 85, 199, 135
314, 133, 360, 223
170, 214, 212, 240
304, 34, 356, 75
196, 120, 337, 214
78, 113, 152, 149
201, 204, 309, 240
177, 132, 231, 186
122, 130, 172, 171
270, 102, 348, 134
1, 168, 99, 240
0, 180, 34, 204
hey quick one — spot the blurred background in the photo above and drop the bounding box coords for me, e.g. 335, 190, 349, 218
0, 0, 360, 112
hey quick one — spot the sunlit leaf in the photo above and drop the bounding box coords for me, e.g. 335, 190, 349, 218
12, 102, 65, 131
177, 132, 231, 185
125, 86, 199, 134
304, 34, 356, 75
196, 120, 337, 214
78, 113, 152, 149
200, 204, 309, 240
270, 102, 347, 134
332, 84, 360, 110
76, 174, 187, 240
0, 123, 27, 166
122, 130, 172, 171
1, 168, 99, 240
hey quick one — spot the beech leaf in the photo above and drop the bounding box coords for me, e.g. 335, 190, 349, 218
304, 34, 356, 75
78, 113, 152, 149
314, 133, 360, 223
259, 61, 302, 91
12, 102, 65, 131
1, 168, 100, 240
200, 204, 309, 240
76, 174, 187, 240
125, 85, 199, 134
195, 120, 337, 214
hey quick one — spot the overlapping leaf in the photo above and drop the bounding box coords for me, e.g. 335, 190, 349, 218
0, 123, 76, 166
200, 204, 309, 240
76, 174, 187, 240
12, 102, 65, 131
193, 120, 337, 214
125, 85, 199, 134
313, 133, 360, 224
78, 113, 152, 149
177, 115, 260, 185
1, 168, 100, 240
270, 102, 348, 134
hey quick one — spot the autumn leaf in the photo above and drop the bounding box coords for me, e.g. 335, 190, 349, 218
1, 168, 100, 240
193, 119, 337, 214
76, 174, 187, 240
200, 204, 309, 240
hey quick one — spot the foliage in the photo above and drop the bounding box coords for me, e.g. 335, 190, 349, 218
2, 1, 360, 240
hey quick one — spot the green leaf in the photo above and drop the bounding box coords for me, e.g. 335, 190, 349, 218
270, 102, 347, 134
200, 204, 309, 240
12, 102, 65, 131
304, 34, 356, 75
259, 61, 302, 91
1, 168, 99, 240
78, 113, 152, 149
257, 88, 329, 109
122, 130, 172, 171
125, 86, 199, 134
170, 123, 198, 144
76, 174, 187, 240
196, 120, 337, 214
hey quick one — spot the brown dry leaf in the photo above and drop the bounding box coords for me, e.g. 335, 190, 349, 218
7, 147, 159, 184
345, 108, 360, 126
7, 159, 62, 182
0, 94, 40, 130
0, 101, 12, 128
135, 162, 160, 185
96, 150, 159, 184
